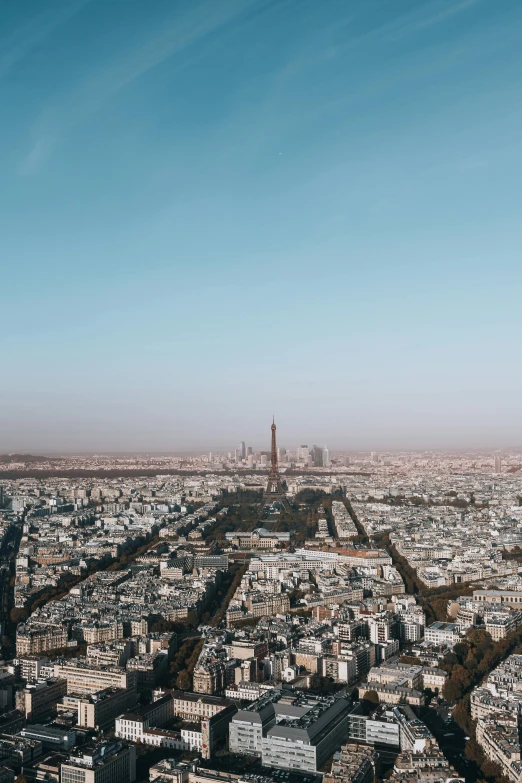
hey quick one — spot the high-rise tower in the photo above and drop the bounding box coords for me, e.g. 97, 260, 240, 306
264, 418, 290, 509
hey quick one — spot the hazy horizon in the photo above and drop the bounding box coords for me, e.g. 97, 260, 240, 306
2, 0, 522, 452
2, 407, 522, 457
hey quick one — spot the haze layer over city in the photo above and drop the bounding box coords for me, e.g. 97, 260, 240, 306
2, 2, 522, 783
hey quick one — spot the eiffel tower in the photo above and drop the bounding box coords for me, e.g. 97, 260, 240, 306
263, 417, 291, 509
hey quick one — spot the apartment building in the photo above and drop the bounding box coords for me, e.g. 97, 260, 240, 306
227, 641, 268, 660
116, 692, 176, 741
61, 742, 136, 783
423, 622, 462, 647
229, 697, 277, 757
484, 612, 522, 641
20, 724, 76, 751
86, 641, 133, 668
245, 594, 290, 618
323, 743, 378, 783
82, 623, 124, 644
320, 656, 357, 684
367, 664, 423, 691
395, 705, 435, 753
261, 697, 352, 772
16, 625, 68, 655
170, 691, 233, 721
12, 656, 50, 683
77, 687, 138, 730
348, 704, 401, 749
16, 678, 67, 721
358, 683, 423, 707
476, 714, 522, 783
421, 668, 447, 692
126, 653, 168, 692
473, 590, 522, 608
192, 662, 229, 696
53, 661, 137, 695
230, 691, 352, 771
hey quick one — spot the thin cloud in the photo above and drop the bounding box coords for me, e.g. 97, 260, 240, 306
19, 136, 57, 177
0, 0, 89, 79
19, 0, 252, 176
376, 0, 482, 42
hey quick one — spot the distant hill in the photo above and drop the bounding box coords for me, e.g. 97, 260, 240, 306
0, 454, 64, 463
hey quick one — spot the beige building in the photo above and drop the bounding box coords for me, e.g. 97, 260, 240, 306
228, 641, 268, 660
245, 594, 290, 618
421, 668, 447, 691
359, 683, 423, 707
77, 687, 138, 730
485, 612, 522, 641
170, 691, 233, 721
16, 626, 68, 655
294, 652, 321, 674
16, 678, 67, 722
367, 664, 423, 690
474, 590, 522, 608
53, 661, 136, 695
324, 743, 378, 783
193, 665, 223, 696
82, 623, 124, 644
226, 531, 290, 550
476, 713, 521, 783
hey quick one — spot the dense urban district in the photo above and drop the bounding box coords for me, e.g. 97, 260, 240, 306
0, 430, 521, 783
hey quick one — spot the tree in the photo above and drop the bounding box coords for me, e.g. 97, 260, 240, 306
361, 689, 379, 705
452, 697, 473, 735
442, 652, 459, 669
10, 607, 28, 625
465, 736, 485, 765
176, 670, 192, 690
453, 642, 468, 661
481, 760, 503, 779
423, 687, 434, 704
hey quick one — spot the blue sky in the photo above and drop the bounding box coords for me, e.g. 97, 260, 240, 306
1, 0, 522, 452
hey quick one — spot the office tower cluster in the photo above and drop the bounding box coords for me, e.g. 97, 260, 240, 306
231, 435, 331, 470
297, 444, 331, 468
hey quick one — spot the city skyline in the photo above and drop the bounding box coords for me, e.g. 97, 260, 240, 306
2, 0, 522, 450
1, 428, 522, 455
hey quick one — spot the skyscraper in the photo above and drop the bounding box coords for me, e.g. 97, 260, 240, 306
311, 445, 323, 467
494, 455, 502, 474
298, 445, 309, 461
323, 446, 331, 468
